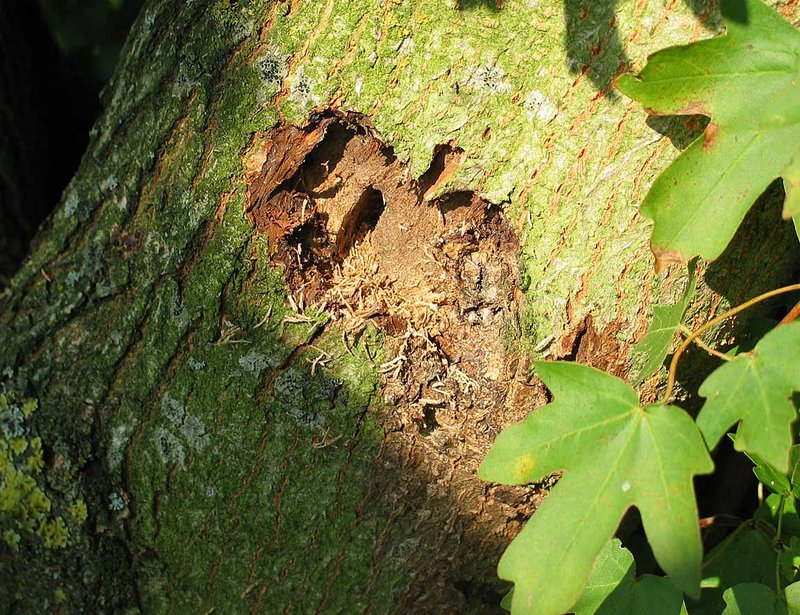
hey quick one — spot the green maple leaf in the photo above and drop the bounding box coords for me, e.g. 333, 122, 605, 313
721, 581, 800, 614
696, 322, 800, 473
617, 0, 800, 269
571, 538, 688, 614
479, 362, 713, 615
634, 259, 697, 380
695, 524, 778, 614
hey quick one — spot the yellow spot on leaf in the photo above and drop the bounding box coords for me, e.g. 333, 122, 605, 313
515, 452, 537, 479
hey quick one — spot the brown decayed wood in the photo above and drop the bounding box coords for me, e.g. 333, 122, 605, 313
245, 115, 555, 606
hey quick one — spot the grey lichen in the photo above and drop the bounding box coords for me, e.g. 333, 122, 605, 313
161, 394, 186, 426
463, 65, 512, 94
0, 403, 25, 439
254, 48, 289, 90
153, 427, 186, 468
238, 350, 273, 376
108, 492, 126, 512
524, 90, 558, 123
179, 414, 209, 452
188, 357, 206, 371
287, 68, 318, 109
63, 193, 80, 218
107, 424, 131, 472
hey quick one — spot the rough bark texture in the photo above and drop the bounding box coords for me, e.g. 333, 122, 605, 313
1, 0, 799, 613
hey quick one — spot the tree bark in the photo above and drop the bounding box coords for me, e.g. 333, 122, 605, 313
1, 0, 798, 612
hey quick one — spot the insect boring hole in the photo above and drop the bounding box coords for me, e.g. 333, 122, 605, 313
246, 113, 539, 451
336, 186, 385, 260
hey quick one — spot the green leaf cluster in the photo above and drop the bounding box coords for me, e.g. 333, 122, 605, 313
686, 444, 800, 614
483, 324, 800, 614
480, 361, 713, 613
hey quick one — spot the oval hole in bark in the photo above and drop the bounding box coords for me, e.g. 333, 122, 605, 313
336, 186, 385, 259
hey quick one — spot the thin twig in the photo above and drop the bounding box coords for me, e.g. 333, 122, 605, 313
678, 325, 732, 362
661, 283, 800, 404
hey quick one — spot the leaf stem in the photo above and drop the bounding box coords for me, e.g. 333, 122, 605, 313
661, 283, 800, 404
751, 518, 779, 542
776, 494, 786, 595
678, 325, 732, 362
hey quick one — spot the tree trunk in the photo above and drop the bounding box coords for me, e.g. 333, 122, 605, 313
1, 0, 798, 612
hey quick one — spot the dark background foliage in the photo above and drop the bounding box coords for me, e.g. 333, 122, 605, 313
0, 0, 142, 284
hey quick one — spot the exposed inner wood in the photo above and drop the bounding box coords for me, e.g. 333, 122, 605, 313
247, 116, 525, 397
245, 114, 548, 605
